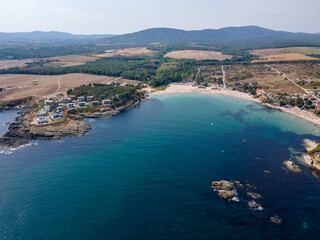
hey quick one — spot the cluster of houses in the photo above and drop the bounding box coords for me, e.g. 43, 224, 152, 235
34, 95, 113, 125
233, 82, 258, 87
65, 96, 111, 109
35, 104, 64, 125
224, 79, 320, 110
254, 88, 320, 109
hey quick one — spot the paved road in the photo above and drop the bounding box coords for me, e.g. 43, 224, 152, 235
221, 66, 226, 89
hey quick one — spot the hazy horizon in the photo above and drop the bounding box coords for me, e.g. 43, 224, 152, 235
1, 0, 319, 35
1, 25, 320, 36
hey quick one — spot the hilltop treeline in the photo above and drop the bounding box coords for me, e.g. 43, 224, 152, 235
68, 83, 144, 108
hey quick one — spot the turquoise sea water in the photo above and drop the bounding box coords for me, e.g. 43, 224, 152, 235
1, 93, 320, 240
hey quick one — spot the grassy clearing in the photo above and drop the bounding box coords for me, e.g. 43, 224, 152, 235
284, 47, 320, 56
252, 53, 318, 63
157, 62, 178, 71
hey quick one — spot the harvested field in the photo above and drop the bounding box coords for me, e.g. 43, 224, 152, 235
96, 47, 155, 58
250, 48, 286, 57
165, 50, 233, 61
0, 55, 98, 70
0, 74, 139, 104
251, 47, 320, 57
44, 55, 98, 67
252, 53, 318, 63
0, 59, 35, 70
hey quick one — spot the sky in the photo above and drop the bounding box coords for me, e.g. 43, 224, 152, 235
0, 0, 319, 34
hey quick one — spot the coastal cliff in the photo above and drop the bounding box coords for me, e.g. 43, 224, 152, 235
301, 139, 320, 171
0, 100, 141, 148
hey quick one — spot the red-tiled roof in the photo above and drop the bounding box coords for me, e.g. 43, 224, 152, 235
256, 89, 265, 94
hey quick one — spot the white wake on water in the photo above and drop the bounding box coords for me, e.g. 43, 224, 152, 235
0, 142, 38, 155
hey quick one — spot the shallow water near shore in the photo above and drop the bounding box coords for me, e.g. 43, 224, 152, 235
1, 93, 320, 239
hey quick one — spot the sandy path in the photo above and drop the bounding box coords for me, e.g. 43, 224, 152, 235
266, 64, 308, 94
221, 66, 226, 89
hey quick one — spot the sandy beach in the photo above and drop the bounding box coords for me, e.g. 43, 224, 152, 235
148, 84, 320, 127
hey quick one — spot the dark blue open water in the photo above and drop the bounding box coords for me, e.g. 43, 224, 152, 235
0, 93, 320, 240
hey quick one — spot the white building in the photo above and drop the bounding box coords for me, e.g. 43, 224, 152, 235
50, 113, 63, 121
67, 103, 75, 109
44, 105, 51, 113
77, 96, 85, 102
87, 96, 94, 101
78, 102, 86, 108
56, 106, 64, 113
102, 99, 111, 105
36, 117, 48, 124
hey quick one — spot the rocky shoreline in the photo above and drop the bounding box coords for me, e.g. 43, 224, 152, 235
300, 139, 320, 171
0, 100, 141, 148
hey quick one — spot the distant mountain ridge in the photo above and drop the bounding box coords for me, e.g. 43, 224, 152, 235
0, 31, 114, 43
100, 26, 320, 46
2, 26, 320, 49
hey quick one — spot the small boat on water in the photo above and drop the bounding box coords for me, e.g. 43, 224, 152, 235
242, 139, 247, 143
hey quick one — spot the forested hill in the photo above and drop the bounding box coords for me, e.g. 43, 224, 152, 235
100, 26, 320, 47
0, 31, 114, 43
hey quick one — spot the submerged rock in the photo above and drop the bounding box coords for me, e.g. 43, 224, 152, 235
218, 190, 236, 200
270, 215, 282, 224
247, 192, 261, 200
248, 200, 263, 210
283, 161, 302, 173
212, 180, 234, 191
312, 171, 320, 178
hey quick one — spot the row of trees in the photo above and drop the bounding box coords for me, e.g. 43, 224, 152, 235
279, 97, 314, 109
0, 45, 106, 60
0, 58, 160, 81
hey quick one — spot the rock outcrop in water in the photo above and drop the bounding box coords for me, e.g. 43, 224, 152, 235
212, 180, 236, 200
218, 190, 236, 200
212, 180, 235, 191
301, 139, 320, 171
283, 160, 302, 173
303, 139, 319, 152
248, 200, 263, 210
247, 192, 261, 200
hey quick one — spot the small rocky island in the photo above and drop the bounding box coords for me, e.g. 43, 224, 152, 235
248, 200, 263, 210
247, 192, 261, 200
0, 83, 145, 148
212, 180, 236, 200
283, 160, 302, 173
212, 180, 265, 211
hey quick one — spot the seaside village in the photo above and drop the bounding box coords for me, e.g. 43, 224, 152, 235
33, 95, 112, 125
194, 66, 320, 111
